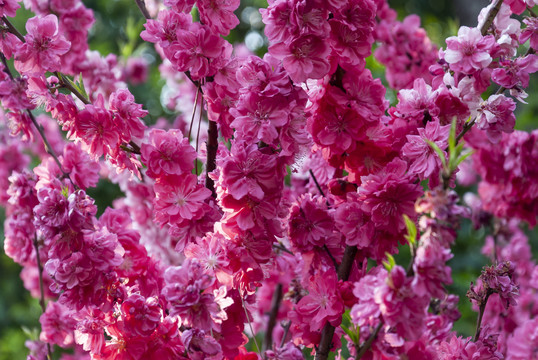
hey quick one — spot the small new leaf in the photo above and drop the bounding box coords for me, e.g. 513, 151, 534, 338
383, 253, 396, 272
403, 214, 417, 246
425, 139, 447, 170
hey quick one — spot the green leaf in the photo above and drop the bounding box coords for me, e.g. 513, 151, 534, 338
403, 214, 417, 246
383, 253, 396, 271
425, 139, 447, 170
455, 150, 474, 167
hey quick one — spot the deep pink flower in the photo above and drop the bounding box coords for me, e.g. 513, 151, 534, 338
0, 0, 20, 17
140, 10, 191, 48
375, 265, 429, 341
334, 193, 373, 248
491, 54, 538, 89
476, 94, 516, 143
520, 17, 538, 50
60, 143, 100, 190
4, 211, 35, 265
197, 0, 240, 36
269, 34, 330, 83
140, 129, 197, 179
218, 140, 279, 201
15, 15, 70, 75
73, 308, 107, 353
260, 0, 295, 44
329, 20, 373, 69
506, 318, 538, 359
444, 26, 497, 74
288, 194, 335, 251
39, 301, 76, 348
170, 24, 232, 80
401, 120, 450, 185
121, 294, 162, 336
73, 100, 122, 160
154, 173, 212, 222
359, 158, 422, 234
182, 329, 223, 360
230, 93, 289, 144
109, 88, 148, 139
295, 269, 344, 330
162, 259, 232, 331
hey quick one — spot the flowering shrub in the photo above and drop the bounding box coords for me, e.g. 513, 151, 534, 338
1, 0, 538, 359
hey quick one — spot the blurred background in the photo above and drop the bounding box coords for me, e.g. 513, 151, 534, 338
1, 0, 536, 358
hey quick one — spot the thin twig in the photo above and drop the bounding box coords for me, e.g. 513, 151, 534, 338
242, 295, 262, 357
309, 169, 326, 198
205, 120, 218, 198
355, 322, 383, 359
1, 16, 25, 42
54, 72, 91, 105
32, 235, 53, 360
474, 293, 491, 341
280, 321, 291, 348
323, 244, 338, 272
263, 283, 283, 352
315, 245, 358, 360
134, 0, 151, 20
188, 86, 201, 140
479, 0, 504, 35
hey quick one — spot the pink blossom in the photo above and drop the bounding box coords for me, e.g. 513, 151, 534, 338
230, 93, 289, 144
476, 94, 516, 143
140, 10, 191, 48
444, 26, 497, 74
124, 57, 149, 84
491, 54, 538, 89
170, 24, 232, 80
182, 329, 223, 360
359, 158, 422, 234
39, 301, 76, 348
269, 34, 330, 83
520, 17, 538, 50
260, 0, 295, 44
217, 140, 279, 200
329, 20, 373, 69
121, 294, 162, 336
401, 120, 450, 185
375, 265, 429, 341
506, 318, 538, 359
4, 211, 35, 265
334, 193, 373, 248
15, 15, 71, 75
295, 269, 344, 331
72, 99, 122, 160
109, 88, 148, 139
60, 143, 100, 190
154, 174, 212, 222
288, 194, 335, 251
0, 0, 20, 17
162, 259, 231, 331
140, 129, 197, 179
73, 308, 107, 353
197, 0, 240, 36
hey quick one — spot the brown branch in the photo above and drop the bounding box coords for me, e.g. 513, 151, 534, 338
32, 235, 53, 360
1, 16, 25, 42
205, 120, 218, 198
263, 283, 283, 352
134, 0, 151, 20
315, 245, 358, 360
356, 322, 383, 359
479, 0, 504, 35
54, 72, 91, 105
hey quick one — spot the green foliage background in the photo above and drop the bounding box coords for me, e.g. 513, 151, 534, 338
0, 1, 536, 359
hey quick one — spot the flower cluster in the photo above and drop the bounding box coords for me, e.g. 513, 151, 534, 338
1, 0, 538, 359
